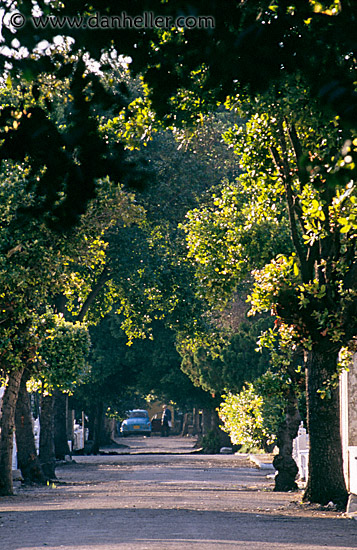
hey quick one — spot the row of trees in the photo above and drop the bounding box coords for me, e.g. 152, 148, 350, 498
0, 62, 237, 492
0, 1, 356, 509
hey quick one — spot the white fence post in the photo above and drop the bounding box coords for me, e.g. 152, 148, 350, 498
293, 422, 309, 481
12, 433, 17, 470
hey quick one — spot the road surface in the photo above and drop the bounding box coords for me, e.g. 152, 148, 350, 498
0, 435, 356, 549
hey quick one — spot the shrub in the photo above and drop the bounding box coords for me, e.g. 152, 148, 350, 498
219, 371, 285, 452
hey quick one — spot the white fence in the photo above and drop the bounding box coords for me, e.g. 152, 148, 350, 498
292, 422, 309, 482
7, 410, 87, 470
73, 423, 88, 451
349, 446, 357, 495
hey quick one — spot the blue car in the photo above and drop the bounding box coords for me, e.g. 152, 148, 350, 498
120, 410, 152, 437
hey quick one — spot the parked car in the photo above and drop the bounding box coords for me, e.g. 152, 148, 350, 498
119, 410, 152, 437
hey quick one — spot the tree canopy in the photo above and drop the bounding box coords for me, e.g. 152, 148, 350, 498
0, 0, 356, 505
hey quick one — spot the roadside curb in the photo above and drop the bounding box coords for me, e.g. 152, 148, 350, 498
248, 454, 275, 471
98, 448, 204, 456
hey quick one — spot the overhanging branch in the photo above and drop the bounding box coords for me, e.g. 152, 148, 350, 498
77, 266, 111, 322
270, 143, 308, 279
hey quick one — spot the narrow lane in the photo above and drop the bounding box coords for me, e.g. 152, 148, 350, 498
0, 436, 356, 550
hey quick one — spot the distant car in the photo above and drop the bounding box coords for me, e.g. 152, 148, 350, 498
119, 410, 152, 437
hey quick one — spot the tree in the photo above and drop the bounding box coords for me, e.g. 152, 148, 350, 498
0, 155, 141, 495
66, 107, 242, 449
0, 158, 73, 494
14, 314, 89, 484
2, 73, 237, 469
219, 376, 284, 453
73, 312, 148, 453
72, 313, 216, 451
183, 84, 356, 505
2, 1, 356, 504
123, 320, 216, 411
35, 318, 90, 478
0, 54, 142, 491
180, 317, 272, 395
0, 170, 137, 492
242, 101, 355, 506
7, 1, 355, 226
66, 109, 240, 442
256, 326, 306, 492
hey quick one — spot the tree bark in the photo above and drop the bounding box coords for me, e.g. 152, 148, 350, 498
54, 389, 71, 460
303, 347, 348, 508
90, 401, 104, 455
15, 370, 46, 484
180, 412, 191, 436
192, 408, 201, 435
273, 389, 301, 492
0, 367, 24, 495
200, 408, 231, 453
77, 267, 111, 323
202, 408, 213, 437
102, 416, 115, 444
39, 394, 57, 480
213, 408, 232, 448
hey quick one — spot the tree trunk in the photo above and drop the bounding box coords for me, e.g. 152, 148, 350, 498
87, 406, 95, 441
200, 408, 231, 453
15, 370, 46, 484
202, 408, 213, 437
67, 407, 75, 451
273, 389, 301, 492
192, 408, 201, 435
39, 394, 57, 480
303, 347, 348, 508
54, 389, 71, 460
102, 416, 115, 444
181, 412, 191, 436
90, 401, 104, 455
0, 367, 24, 495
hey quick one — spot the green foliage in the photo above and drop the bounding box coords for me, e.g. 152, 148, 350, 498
0, 70, 146, 382
219, 371, 286, 452
182, 179, 292, 307
92, 110, 240, 345
182, 81, 356, 365
1, 1, 356, 228
0, 48, 142, 230
0, 156, 136, 380
37, 315, 91, 393
0, 0, 354, 506
101, 74, 158, 150
0, 160, 68, 374
181, 317, 272, 395
74, 314, 214, 419
73, 313, 145, 418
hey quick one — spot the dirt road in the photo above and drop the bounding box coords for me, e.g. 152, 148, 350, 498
0, 436, 356, 550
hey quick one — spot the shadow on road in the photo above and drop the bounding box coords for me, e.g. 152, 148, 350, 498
1, 440, 355, 550
101, 434, 200, 455
0, 506, 356, 550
